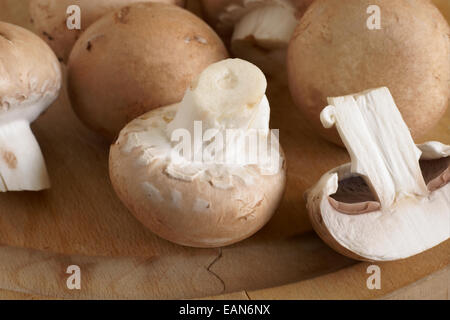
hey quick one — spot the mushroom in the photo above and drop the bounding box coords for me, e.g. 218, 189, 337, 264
200, 0, 313, 76
288, 0, 450, 145
0, 22, 61, 191
29, 0, 186, 63
109, 58, 286, 248
305, 87, 450, 261
67, 2, 228, 141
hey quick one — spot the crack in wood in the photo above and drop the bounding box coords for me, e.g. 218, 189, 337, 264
206, 248, 225, 294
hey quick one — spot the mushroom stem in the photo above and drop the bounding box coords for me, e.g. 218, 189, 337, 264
320, 87, 429, 209
166, 59, 270, 163
0, 120, 50, 191
231, 2, 297, 50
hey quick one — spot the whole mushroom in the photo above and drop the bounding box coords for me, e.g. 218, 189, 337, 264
288, 0, 450, 145
29, 0, 186, 63
109, 58, 286, 248
306, 87, 450, 261
201, 0, 313, 76
67, 2, 228, 141
0, 22, 61, 191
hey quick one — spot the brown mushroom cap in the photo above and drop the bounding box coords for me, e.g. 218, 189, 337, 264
287, 0, 450, 145
67, 2, 228, 141
0, 21, 61, 123
29, 0, 185, 63
109, 105, 286, 248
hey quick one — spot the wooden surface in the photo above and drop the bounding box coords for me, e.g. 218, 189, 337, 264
0, 0, 449, 300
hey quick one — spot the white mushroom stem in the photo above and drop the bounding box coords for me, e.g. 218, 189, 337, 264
231, 2, 297, 50
0, 120, 50, 191
320, 87, 429, 209
166, 58, 270, 164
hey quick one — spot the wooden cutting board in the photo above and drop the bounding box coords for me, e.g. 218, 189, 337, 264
0, 0, 448, 300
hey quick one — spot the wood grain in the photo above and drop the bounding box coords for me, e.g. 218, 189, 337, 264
0, 0, 448, 300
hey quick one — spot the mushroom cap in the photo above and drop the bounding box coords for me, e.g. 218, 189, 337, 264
306, 142, 450, 261
287, 0, 450, 145
67, 2, 228, 141
109, 104, 286, 248
29, 0, 185, 63
0, 22, 61, 124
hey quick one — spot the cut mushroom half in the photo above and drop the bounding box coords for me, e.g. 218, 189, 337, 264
306, 87, 450, 261
201, 0, 313, 76
0, 22, 62, 192
109, 58, 286, 247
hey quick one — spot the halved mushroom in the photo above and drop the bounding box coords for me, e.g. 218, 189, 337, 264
0, 22, 61, 192
306, 87, 449, 261
29, 0, 185, 63
201, 0, 313, 76
109, 58, 286, 247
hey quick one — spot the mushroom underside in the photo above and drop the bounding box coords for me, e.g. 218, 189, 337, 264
309, 156, 450, 261
330, 157, 450, 214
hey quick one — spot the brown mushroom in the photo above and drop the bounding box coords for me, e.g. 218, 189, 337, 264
0, 22, 61, 191
288, 0, 450, 145
109, 59, 286, 248
29, 0, 186, 63
67, 2, 228, 141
